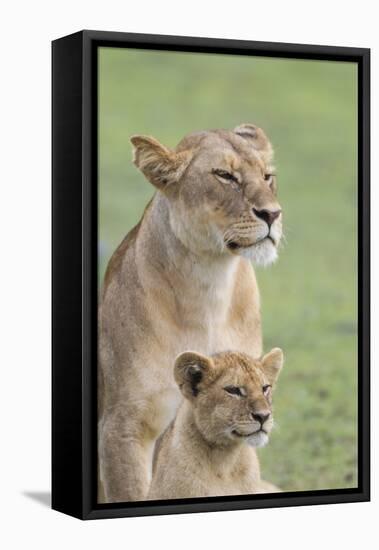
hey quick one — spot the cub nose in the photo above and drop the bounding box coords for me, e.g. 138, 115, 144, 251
253, 208, 281, 227
251, 411, 270, 425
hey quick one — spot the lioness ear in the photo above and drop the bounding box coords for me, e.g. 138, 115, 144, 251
174, 351, 213, 400
234, 123, 273, 164
261, 348, 284, 385
130, 135, 191, 191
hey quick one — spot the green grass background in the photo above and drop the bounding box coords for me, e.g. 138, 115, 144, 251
99, 47, 358, 492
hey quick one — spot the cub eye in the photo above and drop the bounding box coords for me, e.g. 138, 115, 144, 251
224, 385, 244, 396
264, 173, 274, 182
212, 169, 239, 184
262, 384, 271, 396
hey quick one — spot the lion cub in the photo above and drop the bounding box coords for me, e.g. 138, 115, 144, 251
148, 348, 284, 500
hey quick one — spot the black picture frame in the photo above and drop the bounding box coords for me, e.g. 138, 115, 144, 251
52, 30, 370, 520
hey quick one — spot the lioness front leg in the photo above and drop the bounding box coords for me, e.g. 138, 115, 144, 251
99, 406, 155, 502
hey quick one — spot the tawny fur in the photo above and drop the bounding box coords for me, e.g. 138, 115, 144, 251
98, 124, 283, 502
148, 349, 284, 499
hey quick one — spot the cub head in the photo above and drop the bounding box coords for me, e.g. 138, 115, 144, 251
174, 348, 284, 448
131, 124, 282, 267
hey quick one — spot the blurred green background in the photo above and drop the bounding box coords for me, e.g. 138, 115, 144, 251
98, 47, 358, 492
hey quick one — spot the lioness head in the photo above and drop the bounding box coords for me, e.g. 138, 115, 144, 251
131, 124, 282, 266
174, 348, 284, 448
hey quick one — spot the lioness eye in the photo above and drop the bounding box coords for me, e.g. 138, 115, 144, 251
264, 173, 274, 182
212, 169, 239, 184
224, 385, 243, 396
262, 384, 271, 395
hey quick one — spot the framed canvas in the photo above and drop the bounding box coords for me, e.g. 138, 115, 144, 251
52, 30, 370, 520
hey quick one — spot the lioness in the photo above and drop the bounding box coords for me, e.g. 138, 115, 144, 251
99, 124, 283, 502
148, 348, 284, 499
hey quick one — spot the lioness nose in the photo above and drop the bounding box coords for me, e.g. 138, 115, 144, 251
253, 208, 281, 227
252, 411, 270, 425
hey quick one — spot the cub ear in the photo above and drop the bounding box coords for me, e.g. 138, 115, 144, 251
261, 348, 284, 385
174, 351, 214, 400
130, 135, 191, 191
233, 123, 273, 164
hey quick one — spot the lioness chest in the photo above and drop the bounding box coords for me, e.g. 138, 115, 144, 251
150, 256, 261, 361
125, 255, 261, 438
